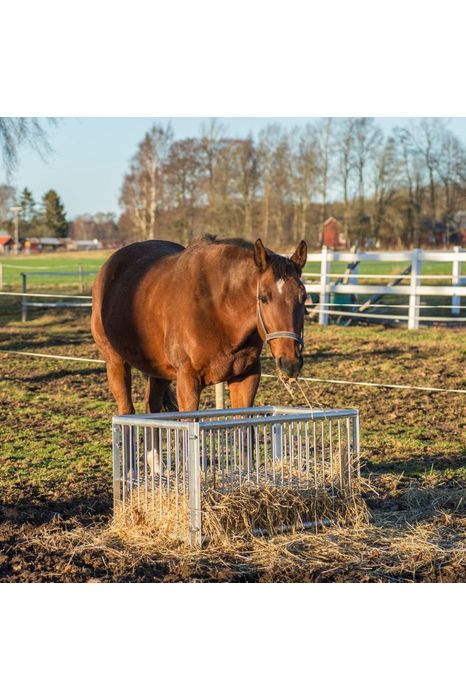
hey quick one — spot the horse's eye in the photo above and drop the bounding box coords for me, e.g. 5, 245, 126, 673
260, 295, 268, 304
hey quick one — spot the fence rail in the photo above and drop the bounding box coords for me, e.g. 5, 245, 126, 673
306, 246, 465, 328
2, 248, 465, 329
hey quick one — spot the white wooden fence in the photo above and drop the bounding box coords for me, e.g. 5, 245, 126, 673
305, 246, 466, 329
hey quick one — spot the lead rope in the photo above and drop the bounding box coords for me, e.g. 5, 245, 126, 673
276, 372, 327, 415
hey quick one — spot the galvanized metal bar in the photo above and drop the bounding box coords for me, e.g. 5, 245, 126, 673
346, 417, 352, 490
128, 426, 133, 508
337, 420, 343, 490
112, 424, 121, 510
353, 412, 361, 477
297, 422, 302, 487
329, 420, 334, 498
136, 426, 141, 509
305, 421, 310, 487
151, 427, 155, 508
175, 428, 180, 515
188, 422, 202, 547
167, 428, 171, 505
158, 428, 163, 517
144, 427, 148, 511
321, 421, 325, 490
289, 423, 294, 487
113, 407, 358, 429
255, 425, 260, 485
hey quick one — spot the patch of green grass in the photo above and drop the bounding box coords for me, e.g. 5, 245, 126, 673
0, 250, 109, 289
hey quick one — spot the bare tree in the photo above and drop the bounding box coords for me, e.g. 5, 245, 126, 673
257, 124, 283, 242
410, 119, 447, 238
291, 125, 319, 243
352, 118, 383, 245
394, 126, 426, 247
199, 119, 227, 230
165, 138, 204, 243
335, 118, 356, 244
437, 131, 466, 236
0, 184, 16, 224
370, 136, 399, 245
229, 137, 259, 237
119, 122, 173, 240
314, 118, 334, 226
0, 118, 58, 172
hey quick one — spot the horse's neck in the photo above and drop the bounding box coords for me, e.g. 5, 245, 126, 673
217, 256, 258, 344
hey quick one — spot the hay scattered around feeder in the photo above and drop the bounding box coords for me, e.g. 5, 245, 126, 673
111, 482, 369, 546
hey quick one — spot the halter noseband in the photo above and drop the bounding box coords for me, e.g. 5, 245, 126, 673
256, 281, 304, 348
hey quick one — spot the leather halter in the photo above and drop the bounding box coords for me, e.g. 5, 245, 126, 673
256, 282, 304, 348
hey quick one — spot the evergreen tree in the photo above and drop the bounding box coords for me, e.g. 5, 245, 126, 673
42, 189, 69, 237
19, 188, 36, 234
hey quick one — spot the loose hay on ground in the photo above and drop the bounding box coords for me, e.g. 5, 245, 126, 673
111, 483, 369, 547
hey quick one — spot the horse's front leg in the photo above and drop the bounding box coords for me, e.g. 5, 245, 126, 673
228, 361, 261, 408
176, 365, 201, 411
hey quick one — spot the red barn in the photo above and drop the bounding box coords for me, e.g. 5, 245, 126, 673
319, 217, 346, 249
0, 234, 13, 254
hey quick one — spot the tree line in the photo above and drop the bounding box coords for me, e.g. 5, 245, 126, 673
119, 118, 466, 249
0, 182, 121, 243
0, 186, 69, 239
2, 118, 466, 249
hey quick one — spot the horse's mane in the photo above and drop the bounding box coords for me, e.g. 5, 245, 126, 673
189, 234, 297, 279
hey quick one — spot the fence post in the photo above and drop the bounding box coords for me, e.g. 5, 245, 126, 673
408, 249, 421, 330
452, 246, 461, 316
215, 382, 225, 409
21, 272, 28, 322
188, 423, 202, 547
79, 264, 84, 293
319, 245, 330, 325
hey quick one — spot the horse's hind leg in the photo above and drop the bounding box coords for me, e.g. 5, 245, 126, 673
106, 356, 134, 415
144, 376, 170, 413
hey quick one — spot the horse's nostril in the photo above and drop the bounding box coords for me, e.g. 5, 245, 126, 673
277, 355, 301, 379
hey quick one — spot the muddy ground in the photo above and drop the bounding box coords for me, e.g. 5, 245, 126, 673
0, 309, 465, 582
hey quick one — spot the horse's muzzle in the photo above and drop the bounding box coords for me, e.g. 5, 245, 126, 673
277, 354, 303, 379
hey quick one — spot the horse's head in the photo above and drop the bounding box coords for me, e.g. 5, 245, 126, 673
254, 238, 307, 379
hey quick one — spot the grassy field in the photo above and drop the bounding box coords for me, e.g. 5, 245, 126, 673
0, 249, 462, 288
2, 250, 464, 329
0, 306, 465, 582
0, 251, 108, 289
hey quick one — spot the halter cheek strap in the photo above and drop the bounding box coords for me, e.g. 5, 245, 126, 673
256, 282, 304, 348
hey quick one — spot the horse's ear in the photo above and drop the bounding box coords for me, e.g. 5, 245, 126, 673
253, 238, 269, 272
290, 240, 308, 273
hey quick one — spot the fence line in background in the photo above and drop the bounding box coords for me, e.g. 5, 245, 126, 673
2, 248, 465, 327
309, 246, 465, 329
0, 291, 92, 300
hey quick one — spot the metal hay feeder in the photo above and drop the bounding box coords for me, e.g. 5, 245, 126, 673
112, 405, 360, 546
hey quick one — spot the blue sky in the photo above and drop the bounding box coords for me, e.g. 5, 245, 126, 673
3, 117, 466, 219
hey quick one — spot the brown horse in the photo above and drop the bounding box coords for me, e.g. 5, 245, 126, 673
91, 236, 307, 414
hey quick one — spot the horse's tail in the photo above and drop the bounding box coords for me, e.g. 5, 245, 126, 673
162, 383, 178, 412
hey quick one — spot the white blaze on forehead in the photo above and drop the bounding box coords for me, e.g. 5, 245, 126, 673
276, 278, 285, 294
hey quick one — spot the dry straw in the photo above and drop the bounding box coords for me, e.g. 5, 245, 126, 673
112, 481, 369, 547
